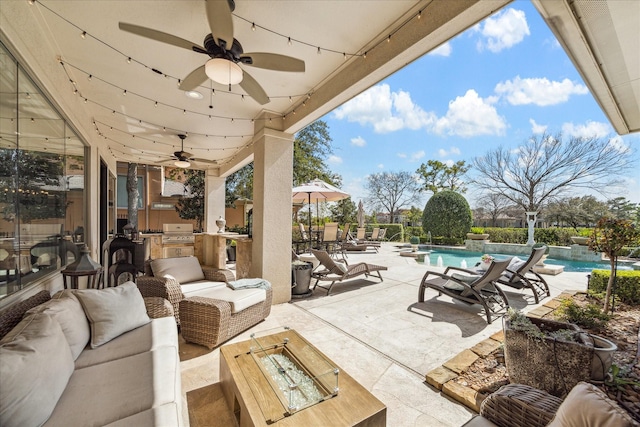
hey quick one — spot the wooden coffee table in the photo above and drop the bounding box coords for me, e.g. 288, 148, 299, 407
220, 329, 386, 426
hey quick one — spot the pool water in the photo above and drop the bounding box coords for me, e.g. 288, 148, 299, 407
413, 247, 632, 273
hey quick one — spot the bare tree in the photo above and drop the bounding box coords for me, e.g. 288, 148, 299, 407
365, 171, 421, 224
126, 163, 138, 229
472, 133, 633, 212
477, 193, 511, 227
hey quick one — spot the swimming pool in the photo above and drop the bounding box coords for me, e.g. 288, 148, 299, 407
412, 247, 633, 273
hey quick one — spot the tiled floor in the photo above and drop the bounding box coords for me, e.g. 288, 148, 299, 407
179, 243, 589, 426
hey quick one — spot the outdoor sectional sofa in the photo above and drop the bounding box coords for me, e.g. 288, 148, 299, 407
0, 283, 182, 427
137, 256, 272, 348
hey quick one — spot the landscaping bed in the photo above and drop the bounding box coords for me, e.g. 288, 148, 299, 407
451, 292, 640, 422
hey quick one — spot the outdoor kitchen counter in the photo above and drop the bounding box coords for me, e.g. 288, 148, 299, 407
202, 233, 249, 271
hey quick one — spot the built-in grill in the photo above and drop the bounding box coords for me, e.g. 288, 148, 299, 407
161, 224, 195, 257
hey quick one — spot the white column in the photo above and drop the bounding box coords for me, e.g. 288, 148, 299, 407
252, 127, 294, 304
526, 211, 537, 246
204, 174, 226, 233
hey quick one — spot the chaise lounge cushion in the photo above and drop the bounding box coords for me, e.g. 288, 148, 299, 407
25, 290, 89, 360
0, 314, 75, 427
187, 286, 266, 314
547, 381, 636, 427
151, 256, 205, 284
75, 282, 150, 348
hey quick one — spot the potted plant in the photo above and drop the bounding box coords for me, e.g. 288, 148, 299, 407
226, 239, 237, 263
479, 254, 494, 270
504, 309, 595, 397
409, 235, 420, 251
466, 227, 490, 240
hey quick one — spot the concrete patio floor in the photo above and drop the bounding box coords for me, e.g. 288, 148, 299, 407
179, 243, 590, 426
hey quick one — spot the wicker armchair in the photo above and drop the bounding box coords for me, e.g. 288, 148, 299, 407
137, 262, 234, 325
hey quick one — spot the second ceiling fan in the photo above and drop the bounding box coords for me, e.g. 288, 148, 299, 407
119, 0, 305, 105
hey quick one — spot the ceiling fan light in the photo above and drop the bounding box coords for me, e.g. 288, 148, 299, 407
174, 160, 191, 168
205, 58, 243, 85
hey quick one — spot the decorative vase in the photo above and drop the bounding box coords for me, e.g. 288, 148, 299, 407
479, 261, 492, 270
216, 216, 226, 233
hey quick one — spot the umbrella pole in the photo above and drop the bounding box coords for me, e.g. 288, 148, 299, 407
308, 193, 312, 253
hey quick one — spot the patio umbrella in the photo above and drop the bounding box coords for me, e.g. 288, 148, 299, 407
357, 200, 365, 228
292, 179, 349, 250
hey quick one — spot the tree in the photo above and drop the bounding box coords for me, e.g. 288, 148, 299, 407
422, 190, 472, 239
173, 169, 205, 231
293, 120, 338, 186
406, 206, 423, 226
329, 197, 357, 225
225, 163, 253, 207
544, 196, 609, 229
0, 149, 68, 223
588, 218, 640, 312
472, 133, 633, 213
477, 193, 511, 227
126, 163, 139, 229
607, 197, 638, 221
365, 171, 421, 224
416, 160, 470, 194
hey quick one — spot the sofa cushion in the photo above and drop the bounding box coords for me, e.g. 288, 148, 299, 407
25, 290, 90, 360
103, 403, 183, 427
181, 280, 227, 295
75, 316, 177, 369
43, 346, 181, 427
0, 313, 75, 427
547, 382, 635, 427
75, 282, 150, 348
151, 256, 205, 284
190, 287, 266, 313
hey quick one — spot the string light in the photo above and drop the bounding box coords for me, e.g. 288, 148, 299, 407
127, 57, 131, 64
81, 31, 86, 39
287, 37, 292, 46
387, 34, 391, 43
418, 10, 422, 19
251, 22, 256, 31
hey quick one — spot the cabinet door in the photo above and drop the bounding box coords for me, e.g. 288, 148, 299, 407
162, 246, 195, 258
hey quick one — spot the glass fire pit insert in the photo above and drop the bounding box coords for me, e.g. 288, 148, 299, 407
248, 327, 339, 416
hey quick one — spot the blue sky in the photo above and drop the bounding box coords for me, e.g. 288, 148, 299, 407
320, 1, 640, 209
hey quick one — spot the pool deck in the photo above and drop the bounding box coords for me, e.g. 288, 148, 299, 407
180, 242, 590, 427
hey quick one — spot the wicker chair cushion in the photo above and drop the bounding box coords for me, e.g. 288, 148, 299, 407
547, 382, 635, 427
185, 287, 266, 313
75, 282, 151, 348
180, 280, 227, 295
150, 256, 205, 284
0, 313, 75, 427
25, 290, 89, 360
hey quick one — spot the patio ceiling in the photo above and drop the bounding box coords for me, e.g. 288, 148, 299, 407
1, 0, 638, 177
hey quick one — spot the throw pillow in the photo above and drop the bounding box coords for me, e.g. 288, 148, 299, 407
150, 256, 205, 284
75, 281, 150, 348
547, 382, 635, 427
24, 290, 89, 360
504, 256, 526, 279
0, 313, 75, 427
335, 262, 348, 273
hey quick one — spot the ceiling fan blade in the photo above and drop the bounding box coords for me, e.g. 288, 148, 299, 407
206, 0, 234, 49
242, 53, 305, 72
118, 23, 206, 53
179, 66, 208, 91
192, 158, 218, 165
239, 70, 270, 105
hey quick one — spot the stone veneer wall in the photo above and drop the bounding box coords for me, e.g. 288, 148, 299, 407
464, 240, 603, 262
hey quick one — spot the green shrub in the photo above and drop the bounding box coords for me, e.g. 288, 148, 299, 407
422, 191, 472, 239
556, 298, 611, 330
482, 227, 593, 246
589, 269, 640, 305
470, 227, 485, 234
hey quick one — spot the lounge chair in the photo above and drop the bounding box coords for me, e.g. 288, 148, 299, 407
418, 258, 511, 323
496, 246, 550, 303
320, 222, 340, 255
311, 249, 387, 295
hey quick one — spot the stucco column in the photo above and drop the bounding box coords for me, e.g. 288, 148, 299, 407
204, 173, 226, 233
252, 127, 294, 304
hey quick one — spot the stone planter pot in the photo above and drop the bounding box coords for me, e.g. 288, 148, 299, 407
466, 233, 490, 240
570, 236, 589, 245
590, 334, 617, 381
226, 246, 236, 262
504, 316, 593, 397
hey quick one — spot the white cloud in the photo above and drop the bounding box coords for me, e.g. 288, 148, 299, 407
495, 76, 588, 106
350, 136, 366, 147
397, 153, 407, 159
607, 136, 629, 153
430, 42, 451, 57
529, 119, 547, 134
476, 8, 530, 53
434, 90, 507, 137
377, 163, 384, 169
444, 159, 454, 167
328, 155, 343, 164
410, 151, 425, 162
333, 84, 436, 133
438, 146, 461, 157
562, 120, 611, 139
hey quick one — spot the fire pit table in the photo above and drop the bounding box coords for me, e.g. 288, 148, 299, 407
220, 327, 386, 426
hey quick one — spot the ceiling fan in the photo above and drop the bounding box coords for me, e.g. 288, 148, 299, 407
119, 0, 305, 105
165, 134, 217, 169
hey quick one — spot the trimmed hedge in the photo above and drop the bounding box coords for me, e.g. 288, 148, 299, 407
589, 269, 640, 305
483, 227, 593, 246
